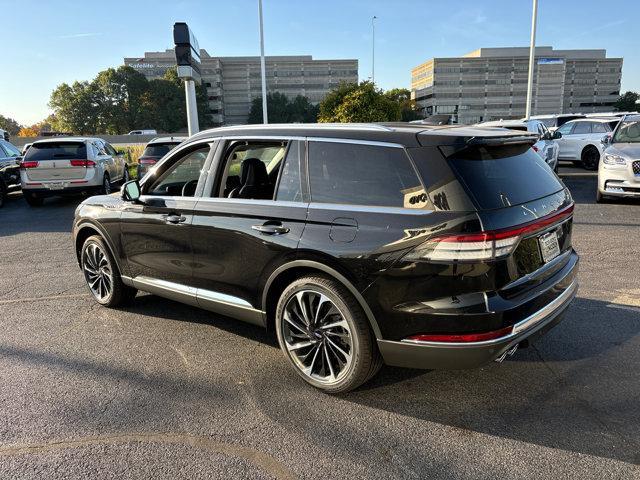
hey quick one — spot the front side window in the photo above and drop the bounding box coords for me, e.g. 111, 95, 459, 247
591, 122, 607, 134
148, 146, 209, 197
104, 143, 118, 156
308, 141, 424, 208
613, 118, 640, 143
556, 123, 574, 136
217, 141, 288, 200
0, 141, 20, 157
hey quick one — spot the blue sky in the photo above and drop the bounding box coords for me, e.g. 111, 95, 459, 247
1, 0, 638, 125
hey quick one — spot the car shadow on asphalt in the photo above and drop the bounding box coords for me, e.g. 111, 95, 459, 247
116, 293, 639, 465
562, 176, 640, 206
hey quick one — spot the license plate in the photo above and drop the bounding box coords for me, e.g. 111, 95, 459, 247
47, 182, 64, 190
538, 230, 561, 263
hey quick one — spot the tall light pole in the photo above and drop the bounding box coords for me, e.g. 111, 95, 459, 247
371, 16, 377, 84
258, 0, 268, 123
525, 0, 538, 120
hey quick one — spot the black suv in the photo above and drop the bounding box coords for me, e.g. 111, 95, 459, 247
0, 139, 22, 208
72, 123, 578, 393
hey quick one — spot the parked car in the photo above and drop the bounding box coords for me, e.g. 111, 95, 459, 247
527, 114, 585, 131
127, 130, 157, 135
20, 137, 129, 206
0, 139, 22, 207
479, 119, 560, 171
597, 114, 640, 202
72, 123, 578, 393
554, 117, 620, 170
137, 136, 186, 178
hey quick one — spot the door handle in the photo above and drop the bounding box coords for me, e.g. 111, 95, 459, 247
165, 214, 187, 224
252, 223, 290, 235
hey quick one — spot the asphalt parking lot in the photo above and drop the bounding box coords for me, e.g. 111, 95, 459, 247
0, 169, 638, 479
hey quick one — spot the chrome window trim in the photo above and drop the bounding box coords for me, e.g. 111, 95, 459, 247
306, 137, 404, 148
400, 279, 578, 347
308, 202, 433, 215
195, 197, 305, 209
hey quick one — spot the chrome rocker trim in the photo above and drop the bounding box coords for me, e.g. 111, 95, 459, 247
121, 275, 265, 327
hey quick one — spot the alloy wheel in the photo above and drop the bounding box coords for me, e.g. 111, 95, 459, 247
281, 290, 353, 384
83, 243, 113, 301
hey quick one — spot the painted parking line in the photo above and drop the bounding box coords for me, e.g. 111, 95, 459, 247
0, 293, 89, 305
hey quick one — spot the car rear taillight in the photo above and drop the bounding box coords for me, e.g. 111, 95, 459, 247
19, 160, 39, 169
138, 157, 157, 165
414, 204, 574, 262
406, 325, 514, 343
69, 159, 96, 167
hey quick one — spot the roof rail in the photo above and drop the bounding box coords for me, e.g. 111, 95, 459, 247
202, 123, 395, 133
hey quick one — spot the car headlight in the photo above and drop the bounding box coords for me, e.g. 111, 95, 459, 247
603, 154, 627, 165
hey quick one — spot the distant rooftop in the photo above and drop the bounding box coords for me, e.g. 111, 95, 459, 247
462, 46, 609, 60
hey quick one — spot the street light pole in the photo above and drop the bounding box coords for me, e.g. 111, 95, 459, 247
525, 0, 538, 120
371, 16, 377, 84
258, 0, 268, 123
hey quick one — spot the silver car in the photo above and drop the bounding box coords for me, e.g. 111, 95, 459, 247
20, 137, 129, 206
597, 114, 640, 202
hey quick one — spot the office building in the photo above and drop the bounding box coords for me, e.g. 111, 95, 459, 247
411, 46, 623, 124
125, 50, 358, 126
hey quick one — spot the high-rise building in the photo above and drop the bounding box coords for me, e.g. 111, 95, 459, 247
411, 46, 623, 124
125, 50, 358, 126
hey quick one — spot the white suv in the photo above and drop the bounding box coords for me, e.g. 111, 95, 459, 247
554, 118, 620, 170
20, 137, 129, 206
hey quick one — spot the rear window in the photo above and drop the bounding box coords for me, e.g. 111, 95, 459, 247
142, 143, 178, 157
25, 142, 87, 161
308, 141, 424, 208
448, 145, 563, 210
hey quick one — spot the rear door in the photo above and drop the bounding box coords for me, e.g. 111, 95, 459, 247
22, 141, 89, 181
189, 138, 307, 318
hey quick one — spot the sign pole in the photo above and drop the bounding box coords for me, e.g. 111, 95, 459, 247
185, 79, 199, 136
525, 0, 538, 120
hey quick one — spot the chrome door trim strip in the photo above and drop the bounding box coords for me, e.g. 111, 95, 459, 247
400, 280, 578, 348
307, 202, 433, 215
121, 275, 265, 327
306, 137, 404, 148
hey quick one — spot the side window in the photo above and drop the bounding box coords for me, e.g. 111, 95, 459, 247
591, 122, 607, 134
572, 122, 592, 134
93, 142, 107, 156
1, 141, 21, 157
216, 140, 288, 200
556, 123, 574, 136
275, 141, 302, 202
308, 141, 424, 208
104, 143, 118, 156
148, 146, 210, 197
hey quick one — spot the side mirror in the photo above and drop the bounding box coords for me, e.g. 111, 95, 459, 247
552, 130, 562, 140
122, 180, 141, 202
601, 134, 611, 146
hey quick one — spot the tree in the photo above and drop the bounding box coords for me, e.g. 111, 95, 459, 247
384, 88, 421, 122
49, 81, 101, 134
318, 81, 401, 123
614, 91, 639, 112
248, 92, 318, 124
0, 115, 21, 136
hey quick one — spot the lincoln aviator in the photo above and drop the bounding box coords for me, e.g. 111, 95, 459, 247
72, 123, 578, 393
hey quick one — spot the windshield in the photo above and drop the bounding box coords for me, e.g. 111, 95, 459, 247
24, 142, 87, 160
612, 118, 640, 143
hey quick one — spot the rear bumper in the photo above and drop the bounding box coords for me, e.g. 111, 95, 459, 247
21, 185, 102, 197
378, 264, 578, 370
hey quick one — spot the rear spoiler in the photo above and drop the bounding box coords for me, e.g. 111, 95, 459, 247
439, 133, 538, 158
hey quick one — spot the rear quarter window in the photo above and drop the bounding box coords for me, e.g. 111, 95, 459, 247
308, 141, 425, 208
24, 142, 87, 161
448, 145, 564, 210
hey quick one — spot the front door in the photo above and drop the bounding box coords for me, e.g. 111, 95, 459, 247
190, 139, 307, 321
119, 144, 213, 291
555, 122, 576, 159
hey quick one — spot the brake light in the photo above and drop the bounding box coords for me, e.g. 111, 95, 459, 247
69, 159, 96, 167
415, 204, 574, 262
138, 157, 157, 165
406, 325, 514, 343
19, 161, 39, 169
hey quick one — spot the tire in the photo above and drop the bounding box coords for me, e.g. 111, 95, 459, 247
596, 190, 610, 203
275, 275, 382, 393
122, 167, 130, 184
101, 174, 112, 194
24, 191, 43, 207
572, 161, 582, 167
581, 146, 600, 171
0, 182, 5, 208
80, 235, 137, 307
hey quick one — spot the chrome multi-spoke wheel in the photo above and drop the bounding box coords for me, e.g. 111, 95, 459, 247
82, 242, 113, 302
281, 289, 354, 385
